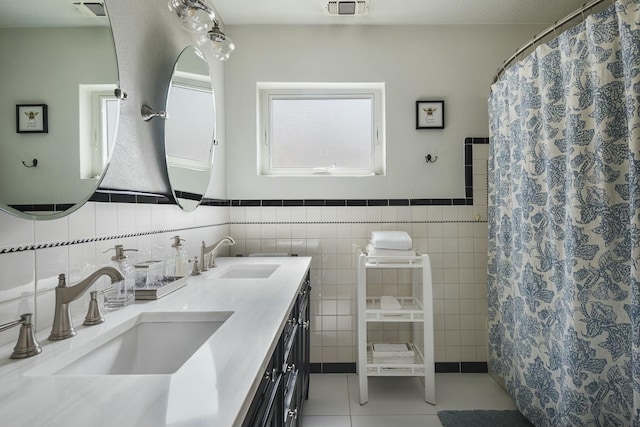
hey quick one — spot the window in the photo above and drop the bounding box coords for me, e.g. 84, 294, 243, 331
257, 82, 385, 176
78, 84, 118, 179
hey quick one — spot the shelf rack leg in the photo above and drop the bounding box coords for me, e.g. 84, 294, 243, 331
357, 252, 369, 404
421, 255, 436, 404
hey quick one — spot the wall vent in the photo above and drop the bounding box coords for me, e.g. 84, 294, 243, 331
73, 2, 106, 17
325, 1, 370, 16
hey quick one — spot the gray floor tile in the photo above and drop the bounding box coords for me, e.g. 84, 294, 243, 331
301, 415, 352, 427
351, 415, 443, 427
434, 373, 518, 410
347, 375, 438, 416
303, 374, 351, 416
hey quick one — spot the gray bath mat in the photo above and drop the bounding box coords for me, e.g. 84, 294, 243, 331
438, 410, 534, 427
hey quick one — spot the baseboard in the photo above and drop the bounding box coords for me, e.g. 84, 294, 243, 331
311, 362, 488, 374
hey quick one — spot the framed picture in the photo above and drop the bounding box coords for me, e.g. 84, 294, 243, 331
16, 104, 48, 133
416, 100, 444, 129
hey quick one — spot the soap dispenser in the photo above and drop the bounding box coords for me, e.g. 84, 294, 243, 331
103, 245, 137, 309
171, 236, 189, 277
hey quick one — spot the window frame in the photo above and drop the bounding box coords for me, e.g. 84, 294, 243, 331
257, 82, 385, 176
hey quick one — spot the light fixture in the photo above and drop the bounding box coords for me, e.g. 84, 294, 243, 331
326, 0, 370, 16
168, 0, 215, 33
200, 21, 235, 61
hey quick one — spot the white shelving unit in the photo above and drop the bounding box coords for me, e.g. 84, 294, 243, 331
356, 248, 435, 405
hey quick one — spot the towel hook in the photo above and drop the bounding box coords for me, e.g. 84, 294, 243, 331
22, 159, 38, 168
424, 154, 438, 164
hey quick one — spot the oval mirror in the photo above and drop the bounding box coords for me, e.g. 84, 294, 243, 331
165, 45, 215, 212
0, 1, 120, 220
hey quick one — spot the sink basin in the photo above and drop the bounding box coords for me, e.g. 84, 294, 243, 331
31, 311, 232, 376
218, 264, 280, 279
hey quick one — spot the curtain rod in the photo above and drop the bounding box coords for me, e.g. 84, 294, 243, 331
492, 0, 611, 84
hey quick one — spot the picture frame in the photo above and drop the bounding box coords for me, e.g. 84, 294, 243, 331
416, 100, 444, 129
16, 104, 48, 133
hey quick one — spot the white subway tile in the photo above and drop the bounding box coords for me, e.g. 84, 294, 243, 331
68, 202, 96, 241
276, 207, 291, 222
35, 247, 68, 293
95, 203, 118, 237
321, 207, 337, 221
0, 251, 35, 303
306, 207, 322, 222
0, 212, 34, 248
35, 216, 68, 244
245, 207, 261, 222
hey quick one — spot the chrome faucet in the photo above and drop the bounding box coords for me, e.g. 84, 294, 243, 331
48, 267, 124, 341
200, 236, 235, 271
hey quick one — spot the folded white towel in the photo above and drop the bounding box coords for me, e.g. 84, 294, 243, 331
373, 343, 411, 353
380, 296, 401, 310
366, 244, 416, 258
370, 231, 413, 250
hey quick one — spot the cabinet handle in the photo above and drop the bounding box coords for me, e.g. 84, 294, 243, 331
286, 363, 296, 373
287, 408, 298, 420
287, 317, 297, 325
298, 318, 310, 329
264, 367, 277, 383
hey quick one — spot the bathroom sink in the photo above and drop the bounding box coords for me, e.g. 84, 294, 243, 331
31, 311, 232, 376
218, 264, 280, 279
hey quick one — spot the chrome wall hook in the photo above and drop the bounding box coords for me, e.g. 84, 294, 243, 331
22, 159, 38, 168
114, 88, 128, 100
424, 154, 438, 163
141, 104, 168, 122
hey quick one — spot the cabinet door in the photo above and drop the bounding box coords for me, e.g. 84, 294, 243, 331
297, 278, 310, 401
283, 370, 300, 427
243, 332, 283, 427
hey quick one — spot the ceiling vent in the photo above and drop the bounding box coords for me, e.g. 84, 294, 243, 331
325, 1, 370, 16
73, 2, 106, 17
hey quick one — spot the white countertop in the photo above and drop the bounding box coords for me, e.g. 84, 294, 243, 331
0, 256, 311, 427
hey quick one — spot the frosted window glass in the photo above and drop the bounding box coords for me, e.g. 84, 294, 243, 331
270, 98, 373, 169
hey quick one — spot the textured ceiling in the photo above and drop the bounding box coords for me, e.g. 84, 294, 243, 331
212, 0, 591, 25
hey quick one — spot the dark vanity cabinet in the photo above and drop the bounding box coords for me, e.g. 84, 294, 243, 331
243, 273, 311, 427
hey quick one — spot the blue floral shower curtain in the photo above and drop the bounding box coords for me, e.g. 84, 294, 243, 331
487, 1, 640, 425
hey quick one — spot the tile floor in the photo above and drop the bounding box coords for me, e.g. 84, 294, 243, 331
301, 373, 518, 427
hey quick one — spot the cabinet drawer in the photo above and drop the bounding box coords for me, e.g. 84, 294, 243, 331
283, 370, 300, 427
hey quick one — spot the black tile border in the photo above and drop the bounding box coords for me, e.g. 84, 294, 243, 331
310, 361, 488, 375
77, 137, 488, 209
435, 362, 461, 373
435, 361, 489, 373
461, 362, 489, 373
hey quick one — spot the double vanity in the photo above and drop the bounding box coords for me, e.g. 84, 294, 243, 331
0, 256, 311, 427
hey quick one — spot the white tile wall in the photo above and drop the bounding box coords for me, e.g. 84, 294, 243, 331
0, 202, 230, 349
229, 203, 489, 364
229, 144, 490, 365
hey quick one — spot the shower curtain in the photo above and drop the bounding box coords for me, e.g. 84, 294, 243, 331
487, 1, 640, 426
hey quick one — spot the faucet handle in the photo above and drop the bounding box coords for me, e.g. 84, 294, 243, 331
83, 291, 105, 326
0, 313, 42, 359
191, 257, 201, 276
